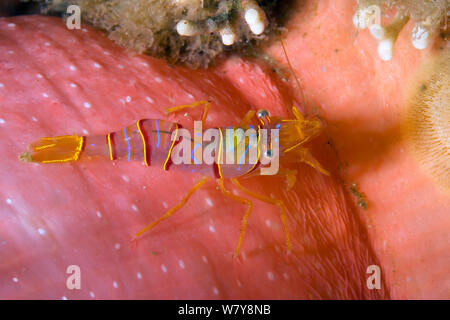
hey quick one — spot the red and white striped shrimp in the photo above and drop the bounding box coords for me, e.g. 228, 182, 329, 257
19, 99, 329, 256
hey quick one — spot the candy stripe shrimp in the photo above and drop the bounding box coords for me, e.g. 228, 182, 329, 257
19, 99, 329, 256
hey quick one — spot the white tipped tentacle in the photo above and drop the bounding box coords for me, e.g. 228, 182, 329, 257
176, 19, 202, 36
378, 39, 395, 61
220, 24, 237, 46
411, 24, 430, 50
353, 5, 381, 30
352, 4, 440, 60
367, 12, 410, 61
243, 1, 267, 35
369, 23, 385, 40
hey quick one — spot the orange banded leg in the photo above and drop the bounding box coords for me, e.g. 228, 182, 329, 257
293, 147, 330, 176
134, 177, 209, 238
166, 100, 211, 126
238, 110, 256, 128
231, 178, 292, 252
277, 168, 298, 190
217, 179, 253, 257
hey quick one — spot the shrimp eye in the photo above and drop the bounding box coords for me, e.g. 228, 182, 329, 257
257, 109, 269, 119
265, 150, 273, 158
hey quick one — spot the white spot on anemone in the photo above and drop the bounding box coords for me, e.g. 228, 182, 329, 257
161, 264, 168, 273
267, 271, 275, 281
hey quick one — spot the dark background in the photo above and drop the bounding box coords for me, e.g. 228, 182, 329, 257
0, 0, 41, 16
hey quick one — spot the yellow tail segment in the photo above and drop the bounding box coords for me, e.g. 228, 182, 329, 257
19, 135, 85, 164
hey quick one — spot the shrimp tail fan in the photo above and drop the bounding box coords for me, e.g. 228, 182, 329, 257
19, 135, 85, 163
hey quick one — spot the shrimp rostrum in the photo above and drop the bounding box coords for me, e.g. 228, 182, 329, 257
20, 100, 329, 256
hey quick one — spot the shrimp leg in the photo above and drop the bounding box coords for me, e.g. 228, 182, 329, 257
238, 110, 256, 128
277, 168, 298, 190
289, 147, 330, 176
231, 178, 292, 252
216, 179, 253, 257
134, 176, 209, 238
166, 100, 211, 126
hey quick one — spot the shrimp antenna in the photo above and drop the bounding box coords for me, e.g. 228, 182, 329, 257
280, 38, 308, 115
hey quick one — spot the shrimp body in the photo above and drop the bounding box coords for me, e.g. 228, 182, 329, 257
20, 102, 329, 255
21, 118, 260, 177
85, 119, 185, 171
20, 110, 328, 177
